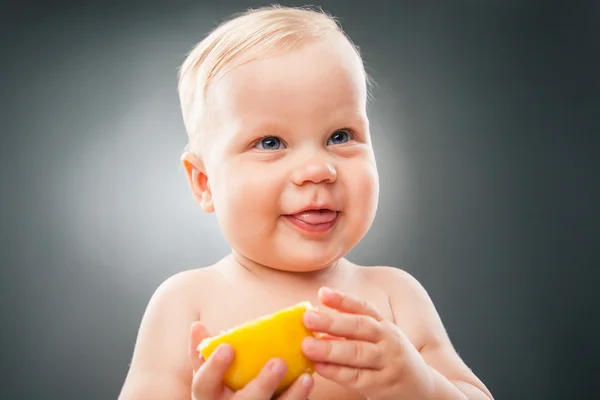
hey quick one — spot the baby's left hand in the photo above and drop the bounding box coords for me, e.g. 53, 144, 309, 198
301, 287, 433, 400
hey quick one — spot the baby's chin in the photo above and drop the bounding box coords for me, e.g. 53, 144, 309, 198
258, 253, 345, 275
271, 261, 336, 274
231, 244, 349, 275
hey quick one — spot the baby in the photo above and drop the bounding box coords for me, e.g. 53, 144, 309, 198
119, 5, 493, 400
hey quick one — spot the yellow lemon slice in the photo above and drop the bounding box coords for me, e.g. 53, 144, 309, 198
197, 301, 315, 395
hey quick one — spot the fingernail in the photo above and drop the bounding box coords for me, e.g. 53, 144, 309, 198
300, 373, 312, 387
321, 287, 334, 297
303, 336, 319, 351
216, 344, 232, 361
269, 359, 286, 373
304, 310, 321, 326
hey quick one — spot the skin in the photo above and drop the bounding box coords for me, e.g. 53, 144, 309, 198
119, 34, 494, 400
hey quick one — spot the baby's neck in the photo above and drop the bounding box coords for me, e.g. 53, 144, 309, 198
224, 252, 354, 292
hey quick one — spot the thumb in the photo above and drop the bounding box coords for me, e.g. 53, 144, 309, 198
189, 321, 211, 373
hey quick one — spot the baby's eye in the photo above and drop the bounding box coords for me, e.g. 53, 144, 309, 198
327, 130, 352, 145
255, 136, 285, 150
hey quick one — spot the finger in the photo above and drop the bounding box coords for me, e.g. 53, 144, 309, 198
192, 343, 234, 399
304, 310, 382, 342
302, 337, 382, 369
235, 358, 288, 400
315, 332, 345, 341
189, 322, 211, 373
318, 287, 384, 321
274, 373, 314, 400
314, 362, 371, 390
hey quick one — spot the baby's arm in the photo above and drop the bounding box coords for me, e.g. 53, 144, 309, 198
385, 268, 494, 399
119, 272, 198, 400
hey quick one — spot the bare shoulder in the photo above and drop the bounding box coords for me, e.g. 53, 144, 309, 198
138, 266, 221, 326
361, 265, 493, 399
359, 265, 425, 293
359, 265, 433, 315
118, 266, 219, 400
153, 265, 222, 302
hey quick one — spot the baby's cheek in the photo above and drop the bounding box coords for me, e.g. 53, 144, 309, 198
226, 175, 282, 224
350, 163, 379, 197
347, 164, 379, 226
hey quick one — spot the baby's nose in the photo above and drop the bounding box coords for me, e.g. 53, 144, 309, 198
291, 162, 337, 185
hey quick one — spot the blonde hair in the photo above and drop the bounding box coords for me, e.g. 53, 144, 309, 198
177, 5, 371, 153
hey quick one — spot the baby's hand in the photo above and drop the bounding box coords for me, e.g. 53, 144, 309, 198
189, 322, 314, 400
301, 288, 433, 400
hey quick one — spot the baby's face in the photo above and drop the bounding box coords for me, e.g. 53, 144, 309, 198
199, 36, 379, 272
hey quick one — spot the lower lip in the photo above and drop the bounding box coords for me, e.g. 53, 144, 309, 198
283, 212, 339, 234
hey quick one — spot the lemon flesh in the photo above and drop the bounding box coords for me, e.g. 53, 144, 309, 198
197, 301, 315, 394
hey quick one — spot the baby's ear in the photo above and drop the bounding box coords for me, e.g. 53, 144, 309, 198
181, 152, 214, 213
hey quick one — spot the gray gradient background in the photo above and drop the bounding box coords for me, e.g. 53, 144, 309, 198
1, 1, 599, 399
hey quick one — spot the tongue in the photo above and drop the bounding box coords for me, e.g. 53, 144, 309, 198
291, 209, 337, 225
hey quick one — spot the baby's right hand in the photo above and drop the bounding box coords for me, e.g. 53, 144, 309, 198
189, 322, 314, 400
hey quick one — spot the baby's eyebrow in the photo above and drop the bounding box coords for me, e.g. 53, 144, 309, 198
233, 109, 369, 136
340, 113, 369, 129
240, 121, 285, 136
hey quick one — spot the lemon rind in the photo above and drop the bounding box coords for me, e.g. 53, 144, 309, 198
197, 301, 314, 352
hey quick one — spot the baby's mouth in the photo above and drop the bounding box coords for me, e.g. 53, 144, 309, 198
286, 209, 338, 225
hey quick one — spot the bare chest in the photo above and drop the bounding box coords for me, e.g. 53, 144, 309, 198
196, 271, 396, 400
